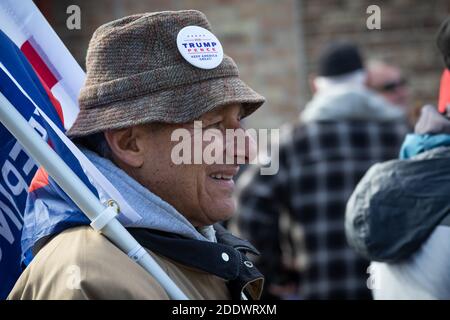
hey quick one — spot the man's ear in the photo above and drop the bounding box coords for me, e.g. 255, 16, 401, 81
104, 127, 144, 168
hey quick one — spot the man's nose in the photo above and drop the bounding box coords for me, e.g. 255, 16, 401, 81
225, 130, 257, 164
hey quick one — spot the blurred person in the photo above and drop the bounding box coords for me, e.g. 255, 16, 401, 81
237, 41, 409, 299
367, 59, 410, 110
8, 10, 265, 300
346, 18, 450, 300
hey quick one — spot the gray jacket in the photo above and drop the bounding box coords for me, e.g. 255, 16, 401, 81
345, 146, 450, 262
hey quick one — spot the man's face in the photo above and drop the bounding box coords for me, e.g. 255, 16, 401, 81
130, 103, 253, 227
368, 64, 409, 108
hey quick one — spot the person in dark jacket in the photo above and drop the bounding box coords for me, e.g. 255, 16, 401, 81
345, 18, 450, 300
237, 42, 409, 300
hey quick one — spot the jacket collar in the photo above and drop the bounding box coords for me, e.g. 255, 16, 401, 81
127, 224, 264, 300
400, 105, 450, 159
213, 223, 260, 255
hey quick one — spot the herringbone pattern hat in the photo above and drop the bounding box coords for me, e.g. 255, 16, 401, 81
67, 10, 265, 137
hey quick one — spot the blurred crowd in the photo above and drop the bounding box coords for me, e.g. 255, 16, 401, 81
233, 17, 450, 300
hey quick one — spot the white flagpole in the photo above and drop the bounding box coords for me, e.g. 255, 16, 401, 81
0, 92, 188, 300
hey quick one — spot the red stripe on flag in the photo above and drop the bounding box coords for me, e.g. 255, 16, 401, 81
20, 41, 58, 89
20, 40, 65, 125
29, 167, 49, 192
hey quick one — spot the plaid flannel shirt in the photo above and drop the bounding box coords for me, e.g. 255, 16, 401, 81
237, 119, 408, 299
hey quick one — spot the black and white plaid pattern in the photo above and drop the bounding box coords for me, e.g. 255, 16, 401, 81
237, 120, 408, 299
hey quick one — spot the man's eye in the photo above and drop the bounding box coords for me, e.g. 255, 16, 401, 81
206, 121, 222, 129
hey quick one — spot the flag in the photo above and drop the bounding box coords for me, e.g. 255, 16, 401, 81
0, 1, 141, 299
0, 0, 83, 130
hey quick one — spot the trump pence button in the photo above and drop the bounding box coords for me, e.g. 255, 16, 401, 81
177, 25, 224, 69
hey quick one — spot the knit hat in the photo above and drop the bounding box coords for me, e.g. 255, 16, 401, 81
67, 10, 265, 137
318, 41, 364, 77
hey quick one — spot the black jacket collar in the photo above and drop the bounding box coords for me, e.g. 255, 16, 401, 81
127, 224, 264, 300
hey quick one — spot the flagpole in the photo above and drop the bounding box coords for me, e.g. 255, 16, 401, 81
0, 92, 188, 300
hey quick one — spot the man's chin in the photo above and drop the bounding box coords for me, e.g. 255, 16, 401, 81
205, 200, 236, 224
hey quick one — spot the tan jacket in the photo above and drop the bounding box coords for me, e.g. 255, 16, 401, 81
8, 226, 260, 300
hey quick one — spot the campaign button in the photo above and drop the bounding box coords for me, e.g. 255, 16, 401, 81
177, 25, 224, 69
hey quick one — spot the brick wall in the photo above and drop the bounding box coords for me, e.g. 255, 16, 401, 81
301, 0, 450, 116
36, 0, 450, 128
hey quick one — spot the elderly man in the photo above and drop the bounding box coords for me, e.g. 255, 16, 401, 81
9, 10, 265, 300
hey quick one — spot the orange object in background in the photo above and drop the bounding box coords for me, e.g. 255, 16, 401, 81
438, 69, 450, 113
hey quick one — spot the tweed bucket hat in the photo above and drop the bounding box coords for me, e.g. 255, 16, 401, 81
67, 10, 265, 137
